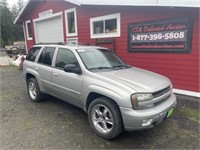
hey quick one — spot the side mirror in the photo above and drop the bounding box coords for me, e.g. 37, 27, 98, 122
64, 64, 82, 74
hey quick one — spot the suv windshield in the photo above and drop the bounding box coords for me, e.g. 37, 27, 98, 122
77, 48, 130, 70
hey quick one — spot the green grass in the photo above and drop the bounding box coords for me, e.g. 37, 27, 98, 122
179, 107, 200, 123
0, 65, 19, 71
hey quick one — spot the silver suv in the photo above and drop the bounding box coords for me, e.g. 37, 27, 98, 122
23, 44, 177, 139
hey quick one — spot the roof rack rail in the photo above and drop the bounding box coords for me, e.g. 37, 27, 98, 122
36, 42, 65, 45
36, 42, 91, 46
66, 42, 90, 46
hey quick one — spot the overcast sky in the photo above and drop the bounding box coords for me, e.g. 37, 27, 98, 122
7, 0, 28, 7
7, 0, 18, 7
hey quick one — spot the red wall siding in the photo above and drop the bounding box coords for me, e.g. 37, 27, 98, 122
23, 2, 199, 92
122, 8, 199, 92
77, 6, 199, 92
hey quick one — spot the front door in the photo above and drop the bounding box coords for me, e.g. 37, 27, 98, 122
50, 48, 83, 106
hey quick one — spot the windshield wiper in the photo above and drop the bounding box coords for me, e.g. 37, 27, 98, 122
113, 64, 131, 69
89, 65, 130, 71
89, 66, 113, 70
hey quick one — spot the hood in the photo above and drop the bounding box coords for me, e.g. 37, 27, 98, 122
96, 67, 171, 93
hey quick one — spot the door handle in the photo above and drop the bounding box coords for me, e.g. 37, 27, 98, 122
53, 73, 58, 77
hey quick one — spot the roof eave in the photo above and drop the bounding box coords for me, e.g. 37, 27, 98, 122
66, 0, 200, 7
64, 0, 81, 6
14, 0, 31, 24
15, 0, 200, 24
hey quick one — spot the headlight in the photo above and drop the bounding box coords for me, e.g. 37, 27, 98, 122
135, 94, 153, 102
131, 94, 153, 109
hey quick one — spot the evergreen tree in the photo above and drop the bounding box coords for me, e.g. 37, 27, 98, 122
11, 0, 25, 42
0, 0, 14, 47
17, 0, 25, 11
0, 0, 25, 47
11, 4, 18, 18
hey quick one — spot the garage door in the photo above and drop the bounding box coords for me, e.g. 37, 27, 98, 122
34, 14, 64, 44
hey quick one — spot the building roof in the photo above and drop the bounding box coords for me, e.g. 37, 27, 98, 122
14, 0, 200, 24
66, 0, 200, 7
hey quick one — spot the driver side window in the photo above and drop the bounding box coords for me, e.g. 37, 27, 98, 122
55, 48, 78, 69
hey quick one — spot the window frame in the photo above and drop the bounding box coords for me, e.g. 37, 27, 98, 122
26, 46, 41, 62
55, 48, 78, 69
25, 20, 33, 40
37, 47, 56, 66
90, 13, 121, 39
65, 8, 78, 37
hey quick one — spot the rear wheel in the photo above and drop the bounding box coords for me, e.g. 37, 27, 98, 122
27, 78, 44, 102
88, 97, 123, 139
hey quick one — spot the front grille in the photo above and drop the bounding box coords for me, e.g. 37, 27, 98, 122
138, 86, 172, 109
154, 95, 170, 106
153, 86, 171, 98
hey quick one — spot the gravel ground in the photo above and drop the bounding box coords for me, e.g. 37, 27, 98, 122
0, 51, 14, 66
0, 66, 199, 149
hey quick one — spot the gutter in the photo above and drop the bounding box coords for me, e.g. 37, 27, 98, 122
65, 0, 200, 7
15, 0, 200, 24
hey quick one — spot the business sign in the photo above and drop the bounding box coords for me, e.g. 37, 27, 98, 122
128, 17, 193, 53
39, 9, 53, 18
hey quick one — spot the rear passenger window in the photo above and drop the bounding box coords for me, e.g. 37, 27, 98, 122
26, 47, 41, 62
38, 47, 55, 66
56, 48, 78, 69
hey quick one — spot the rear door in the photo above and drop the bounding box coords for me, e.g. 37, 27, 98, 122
50, 48, 83, 106
24, 46, 42, 70
35, 47, 56, 92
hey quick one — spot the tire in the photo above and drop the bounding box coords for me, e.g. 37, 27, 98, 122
27, 78, 44, 102
88, 97, 123, 139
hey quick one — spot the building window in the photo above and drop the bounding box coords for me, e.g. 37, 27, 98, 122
90, 13, 120, 38
25, 20, 32, 40
65, 8, 78, 37
67, 38, 78, 45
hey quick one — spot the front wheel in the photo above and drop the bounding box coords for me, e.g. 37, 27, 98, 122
27, 78, 44, 102
88, 97, 123, 139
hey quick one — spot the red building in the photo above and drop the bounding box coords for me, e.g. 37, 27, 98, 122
15, 0, 200, 97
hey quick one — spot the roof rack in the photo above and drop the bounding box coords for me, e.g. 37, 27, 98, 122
36, 42, 90, 46
36, 42, 65, 45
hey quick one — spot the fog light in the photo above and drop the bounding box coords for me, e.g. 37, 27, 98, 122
142, 119, 153, 126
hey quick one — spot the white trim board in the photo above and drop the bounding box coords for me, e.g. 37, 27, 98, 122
173, 89, 200, 98
25, 20, 33, 40
22, 22, 28, 53
33, 12, 63, 22
65, 0, 200, 7
15, 0, 199, 24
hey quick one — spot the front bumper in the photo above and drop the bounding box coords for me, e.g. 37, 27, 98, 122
120, 93, 177, 131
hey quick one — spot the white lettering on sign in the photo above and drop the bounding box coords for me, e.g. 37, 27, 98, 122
39, 9, 53, 18
132, 31, 186, 43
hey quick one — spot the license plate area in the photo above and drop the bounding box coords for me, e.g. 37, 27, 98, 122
167, 108, 174, 118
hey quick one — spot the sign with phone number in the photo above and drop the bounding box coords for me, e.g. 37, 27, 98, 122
128, 17, 193, 53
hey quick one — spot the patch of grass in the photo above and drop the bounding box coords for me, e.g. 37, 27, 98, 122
0, 89, 21, 101
0, 65, 19, 71
179, 107, 200, 123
